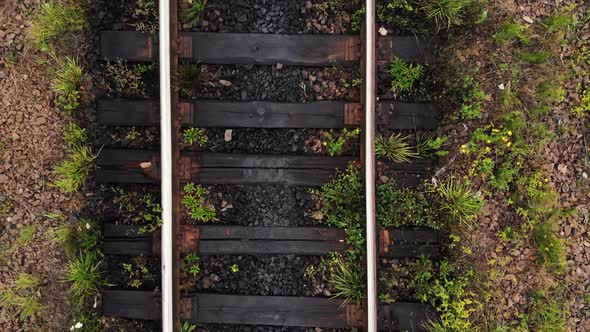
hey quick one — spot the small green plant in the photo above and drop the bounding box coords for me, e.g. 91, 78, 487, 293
417, 0, 475, 31
106, 60, 153, 97
115, 190, 163, 233
330, 254, 365, 305
517, 51, 551, 64
537, 78, 566, 104
456, 76, 485, 120
533, 217, 566, 274
322, 128, 360, 156
529, 291, 566, 331
436, 179, 483, 225
132, 0, 159, 32
182, 183, 216, 222
375, 133, 419, 163
378, 184, 443, 229
181, 322, 197, 332
65, 252, 104, 305
416, 134, 449, 157
230, 264, 239, 273
313, 165, 365, 252
122, 256, 155, 288
53, 145, 95, 192
542, 12, 575, 32
183, 0, 209, 25
53, 57, 84, 111
4, 51, 17, 66
0, 199, 13, 216
183, 252, 201, 277
5, 225, 39, 256
573, 87, 589, 116
389, 56, 423, 92
182, 127, 208, 147
179, 64, 208, 98
64, 123, 87, 148
125, 127, 141, 141
493, 21, 530, 44
28, 2, 86, 53
0, 274, 44, 321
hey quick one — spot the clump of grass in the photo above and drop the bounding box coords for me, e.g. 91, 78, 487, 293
375, 133, 419, 163
52, 218, 100, 257
2, 225, 39, 258
493, 21, 530, 44
416, 134, 449, 158
0, 274, 44, 321
182, 127, 208, 147
389, 56, 423, 92
417, 0, 475, 31
65, 252, 104, 306
573, 88, 589, 116
28, 1, 86, 53
322, 128, 360, 156
533, 216, 566, 274
64, 123, 87, 148
542, 12, 575, 32
330, 254, 365, 305
517, 51, 551, 64
53, 57, 84, 111
179, 64, 208, 98
456, 76, 485, 120
53, 145, 95, 192
529, 291, 566, 331
181, 322, 198, 332
436, 179, 483, 224
537, 78, 566, 104
182, 183, 216, 222
183, 0, 209, 25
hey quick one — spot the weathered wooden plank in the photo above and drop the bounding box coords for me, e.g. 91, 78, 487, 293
190, 294, 350, 327
199, 240, 348, 256
103, 223, 149, 238
376, 101, 439, 130
100, 31, 153, 62
388, 229, 441, 244
386, 244, 440, 258
97, 98, 158, 126
378, 302, 437, 331
198, 225, 346, 241
188, 100, 345, 128
191, 153, 352, 169
103, 290, 161, 320
100, 31, 435, 64
103, 238, 153, 255
179, 33, 360, 66
96, 98, 439, 130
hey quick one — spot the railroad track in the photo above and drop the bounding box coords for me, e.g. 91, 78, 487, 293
97, 0, 441, 330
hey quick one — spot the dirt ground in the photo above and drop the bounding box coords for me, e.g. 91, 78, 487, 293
0, 1, 86, 331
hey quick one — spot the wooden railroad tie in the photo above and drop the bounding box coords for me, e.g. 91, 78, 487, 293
102, 290, 437, 331
95, 149, 430, 187
103, 223, 440, 259
97, 98, 440, 130
100, 31, 436, 65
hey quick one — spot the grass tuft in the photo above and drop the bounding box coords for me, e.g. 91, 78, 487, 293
375, 133, 419, 163
63, 123, 87, 148
28, 1, 86, 53
417, 0, 474, 31
65, 252, 104, 305
0, 274, 44, 321
494, 21, 530, 44
436, 179, 483, 224
183, 0, 209, 25
53, 145, 95, 192
533, 217, 566, 274
330, 254, 366, 305
53, 57, 84, 111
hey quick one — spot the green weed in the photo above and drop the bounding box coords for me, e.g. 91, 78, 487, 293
182, 127, 208, 147
53, 145, 95, 192
132, 0, 159, 33
125, 127, 141, 141
529, 291, 566, 331
64, 123, 87, 148
122, 256, 155, 288
106, 60, 153, 97
183, 0, 208, 25
322, 128, 360, 156
4, 51, 17, 66
53, 57, 84, 111
230, 264, 239, 273
375, 133, 419, 163
182, 183, 216, 222
389, 56, 423, 92
537, 78, 566, 104
416, 134, 449, 157
494, 21, 530, 44
573, 88, 589, 116
517, 51, 551, 64
533, 217, 566, 274
28, 1, 86, 53
330, 254, 365, 305
179, 64, 208, 98
378, 184, 443, 229
183, 252, 201, 277
542, 13, 575, 32
65, 251, 104, 305
0, 274, 44, 321
436, 179, 483, 224
456, 76, 485, 120
417, 0, 475, 31
181, 322, 197, 332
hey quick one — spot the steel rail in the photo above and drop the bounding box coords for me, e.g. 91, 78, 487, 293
159, 0, 177, 330
364, 0, 378, 330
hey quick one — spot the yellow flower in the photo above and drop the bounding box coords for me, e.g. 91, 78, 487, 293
492, 128, 500, 133
506, 142, 512, 147
486, 140, 492, 144
544, 178, 549, 182
322, 142, 327, 146
485, 147, 491, 152
502, 137, 508, 142
507, 131, 513, 136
